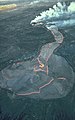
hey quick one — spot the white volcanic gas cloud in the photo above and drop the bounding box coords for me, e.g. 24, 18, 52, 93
68, 2, 75, 12
31, 2, 75, 29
